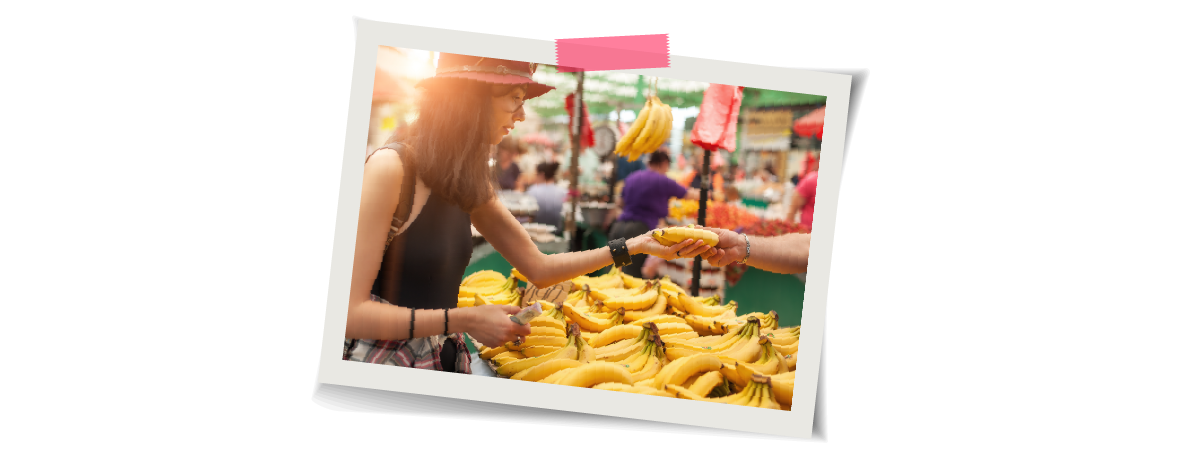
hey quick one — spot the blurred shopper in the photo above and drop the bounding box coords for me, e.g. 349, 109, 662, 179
495, 137, 522, 191
606, 151, 701, 278
786, 152, 820, 229
678, 149, 725, 201
525, 162, 565, 234
345, 53, 711, 374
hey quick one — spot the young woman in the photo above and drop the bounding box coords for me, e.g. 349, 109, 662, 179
342, 54, 715, 373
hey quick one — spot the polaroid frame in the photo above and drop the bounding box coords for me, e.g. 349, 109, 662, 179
317, 18, 850, 438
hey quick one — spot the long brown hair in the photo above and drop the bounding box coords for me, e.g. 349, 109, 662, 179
386, 78, 522, 212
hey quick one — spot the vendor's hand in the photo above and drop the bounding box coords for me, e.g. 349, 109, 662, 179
456, 304, 532, 348
700, 227, 747, 267
629, 231, 713, 261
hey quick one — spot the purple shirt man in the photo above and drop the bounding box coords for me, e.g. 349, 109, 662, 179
617, 169, 689, 230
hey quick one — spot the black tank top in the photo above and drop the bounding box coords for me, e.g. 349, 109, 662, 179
369, 152, 474, 310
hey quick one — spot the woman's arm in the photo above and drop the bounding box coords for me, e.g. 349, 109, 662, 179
344, 150, 529, 345
471, 196, 712, 289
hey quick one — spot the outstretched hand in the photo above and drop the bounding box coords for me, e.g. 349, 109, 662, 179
630, 230, 714, 261
700, 227, 747, 267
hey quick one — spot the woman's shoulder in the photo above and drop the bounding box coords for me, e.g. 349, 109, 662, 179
364, 147, 406, 184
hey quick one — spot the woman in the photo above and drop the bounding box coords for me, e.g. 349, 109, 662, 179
342, 53, 714, 373
525, 162, 564, 234
495, 137, 522, 191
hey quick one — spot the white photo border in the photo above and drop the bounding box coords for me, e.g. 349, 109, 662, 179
317, 18, 851, 438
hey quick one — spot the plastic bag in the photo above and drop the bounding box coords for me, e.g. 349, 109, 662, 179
690, 84, 744, 152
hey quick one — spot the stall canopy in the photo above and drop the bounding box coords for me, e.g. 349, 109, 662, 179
793, 107, 826, 140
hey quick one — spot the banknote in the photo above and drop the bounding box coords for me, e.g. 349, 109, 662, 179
510, 301, 544, 325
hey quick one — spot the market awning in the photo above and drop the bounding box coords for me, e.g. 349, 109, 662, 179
793, 107, 825, 140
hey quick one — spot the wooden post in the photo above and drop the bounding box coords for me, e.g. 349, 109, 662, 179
567, 71, 585, 252
690, 148, 712, 297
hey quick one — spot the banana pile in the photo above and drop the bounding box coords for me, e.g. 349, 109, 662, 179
467, 267, 800, 411
614, 96, 673, 162
457, 270, 521, 308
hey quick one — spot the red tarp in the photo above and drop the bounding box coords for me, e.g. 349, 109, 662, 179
690, 84, 744, 152
793, 107, 825, 140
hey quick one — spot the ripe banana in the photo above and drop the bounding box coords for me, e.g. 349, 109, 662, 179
622, 284, 668, 322
590, 325, 643, 348
556, 361, 635, 388
595, 322, 659, 362
601, 283, 659, 312
668, 373, 780, 410
511, 358, 585, 382
651, 353, 723, 391
494, 324, 582, 377
629, 314, 687, 327
685, 314, 731, 336
651, 226, 720, 248
675, 293, 736, 318
615, 98, 653, 159
685, 371, 725, 398
562, 303, 623, 333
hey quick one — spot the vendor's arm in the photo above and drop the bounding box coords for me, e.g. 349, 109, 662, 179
471, 195, 713, 288
699, 227, 810, 274
345, 150, 529, 345
785, 191, 805, 224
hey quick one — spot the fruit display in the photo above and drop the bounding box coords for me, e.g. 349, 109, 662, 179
667, 198, 699, 221
743, 219, 811, 237
466, 267, 800, 411
613, 96, 673, 162
458, 270, 520, 308
705, 203, 761, 232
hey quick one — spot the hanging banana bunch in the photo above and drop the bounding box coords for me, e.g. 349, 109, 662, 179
614, 78, 673, 162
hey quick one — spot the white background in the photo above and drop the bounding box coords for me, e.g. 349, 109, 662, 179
2, 1, 1178, 456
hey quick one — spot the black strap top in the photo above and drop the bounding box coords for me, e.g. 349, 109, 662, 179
368, 148, 474, 310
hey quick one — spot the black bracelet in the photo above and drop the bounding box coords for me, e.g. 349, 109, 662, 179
444, 309, 450, 335
409, 309, 416, 338
608, 238, 632, 267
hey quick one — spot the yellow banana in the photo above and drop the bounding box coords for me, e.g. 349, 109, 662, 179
538, 367, 577, 384
494, 325, 582, 377
556, 361, 635, 388
651, 353, 723, 391
511, 358, 585, 382
616, 99, 652, 158
562, 304, 623, 333
651, 226, 719, 248
592, 383, 676, 398
686, 371, 725, 398
589, 324, 643, 348
629, 314, 686, 327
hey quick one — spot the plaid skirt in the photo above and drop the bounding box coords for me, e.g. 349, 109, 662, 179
342, 294, 472, 374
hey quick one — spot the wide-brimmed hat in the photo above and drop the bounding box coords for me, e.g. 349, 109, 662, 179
417, 53, 555, 100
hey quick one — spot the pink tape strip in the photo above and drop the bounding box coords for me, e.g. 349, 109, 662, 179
555, 34, 669, 72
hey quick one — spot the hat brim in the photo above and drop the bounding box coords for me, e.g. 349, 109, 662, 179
418, 73, 555, 100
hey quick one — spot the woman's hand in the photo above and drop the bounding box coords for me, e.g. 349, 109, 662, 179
455, 304, 532, 348
628, 231, 713, 261
700, 227, 747, 267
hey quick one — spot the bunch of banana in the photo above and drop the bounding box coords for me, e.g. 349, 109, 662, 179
615, 331, 667, 381
721, 362, 795, 409
725, 310, 779, 332
668, 292, 737, 318
620, 272, 647, 289
663, 317, 764, 363
571, 266, 624, 290
553, 361, 636, 388
493, 323, 592, 377
717, 335, 791, 380
458, 270, 520, 308
762, 325, 801, 359
614, 96, 673, 162
601, 281, 658, 312
684, 313, 733, 336
668, 373, 781, 410
593, 322, 660, 363
651, 225, 719, 248
562, 302, 624, 333
641, 353, 723, 391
